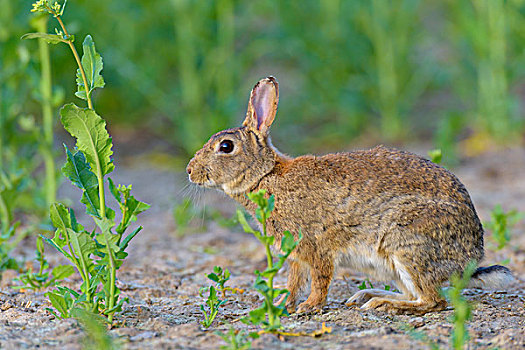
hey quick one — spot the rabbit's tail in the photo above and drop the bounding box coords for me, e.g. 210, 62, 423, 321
468, 265, 514, 289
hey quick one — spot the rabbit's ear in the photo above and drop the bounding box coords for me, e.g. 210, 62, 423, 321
243, 76, 279, 136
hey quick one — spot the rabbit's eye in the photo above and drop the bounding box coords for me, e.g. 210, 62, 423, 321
219, 140, 234, 154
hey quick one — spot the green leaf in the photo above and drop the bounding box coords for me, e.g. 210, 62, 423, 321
119, 226, 142, 252
248, 306, 267, 325
50, 203, 72, 232
62, 145, 100, 218
236, 209, 258, 235
207, 273, 220, 283
75, 35, 105, 100
110, 181, 150, 233
68, 229, 97, 280
46, 291, 70, 318
21, 32, 66, 44
52, 265, 76, 280
60, 103, 114, 177
280, 230, 300, 254
108, 178, 121, 203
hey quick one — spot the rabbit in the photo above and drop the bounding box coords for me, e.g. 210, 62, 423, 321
186, 76, 514, 315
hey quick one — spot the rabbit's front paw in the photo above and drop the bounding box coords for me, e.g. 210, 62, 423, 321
296, 300, 323, 314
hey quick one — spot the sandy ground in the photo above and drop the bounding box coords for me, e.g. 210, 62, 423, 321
0, 144, 524, 349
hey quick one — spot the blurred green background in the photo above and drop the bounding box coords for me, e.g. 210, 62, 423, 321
2, 0, 525, 160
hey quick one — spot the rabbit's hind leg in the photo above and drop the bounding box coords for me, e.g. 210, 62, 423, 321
347, 288, 411, 305
361, 257, 446, 314
361, 291, 446, 315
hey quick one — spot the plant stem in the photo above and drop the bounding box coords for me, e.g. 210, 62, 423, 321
54, 13, 106, 219
0, 193, 9, 232
103, 234, 116, 323
262, 215, 275, 327
34, 15, 57, 207
54, 15, 93, 111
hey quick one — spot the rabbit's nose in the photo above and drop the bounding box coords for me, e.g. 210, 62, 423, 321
186, 165, 192, 175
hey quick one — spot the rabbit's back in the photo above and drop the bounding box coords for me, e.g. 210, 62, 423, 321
256, 146, 484, 270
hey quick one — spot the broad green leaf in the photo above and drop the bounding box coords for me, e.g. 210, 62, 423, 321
248, 306, 267, 325
46, 291, 70, 318
49, 203, 72, 232
95, 231, 120, 254
68, 228, 97, 280
75, 35, 105, 100
62, 145, 100, 218
253, 277, 270, 293
60, 103, 114, 177
52, 265, 76, 280
280, 230, 299, 253
21, 32, 65, 44
207, 273, 220, 283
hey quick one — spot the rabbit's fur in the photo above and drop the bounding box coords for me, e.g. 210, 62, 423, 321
187, 77, 513, 315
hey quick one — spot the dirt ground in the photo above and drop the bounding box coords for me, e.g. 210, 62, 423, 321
1, 142, 524, 350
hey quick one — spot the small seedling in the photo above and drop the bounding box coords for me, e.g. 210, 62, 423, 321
485, 204, 522, 250
215, 326, 259, 350
14, 236, 74, 290
237, 189, 301, 332
444, 260, 477, 350
0, 224, 22, 276
199, 266, 231, 328
199, 285, 226, 328
358, 279, 374, 290
428, 149, 442, 164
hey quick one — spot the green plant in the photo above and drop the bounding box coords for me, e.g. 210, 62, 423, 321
14, 236, 74, 290
207, 266, 231, 298
0, 224, 22, 277
32, 13, 58, 207
355, 0, 432, 141
25, 0, 149, 323
427, 149, 442, 164
215, 326, 259, 350
358, 279, 374, 290
485, 204, 522, 250
169, 0, 247, 153
0, 1, 52, 229
199, 285, 226, 328
433, 112, 465, 166
446, 0, 524, 142
73, 308, 117, 350
445, 260, 477, 350
237, 189, 301, 332
199, 266, 233, 328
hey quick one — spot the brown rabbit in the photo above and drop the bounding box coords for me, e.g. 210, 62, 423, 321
187, 76, 513, 315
